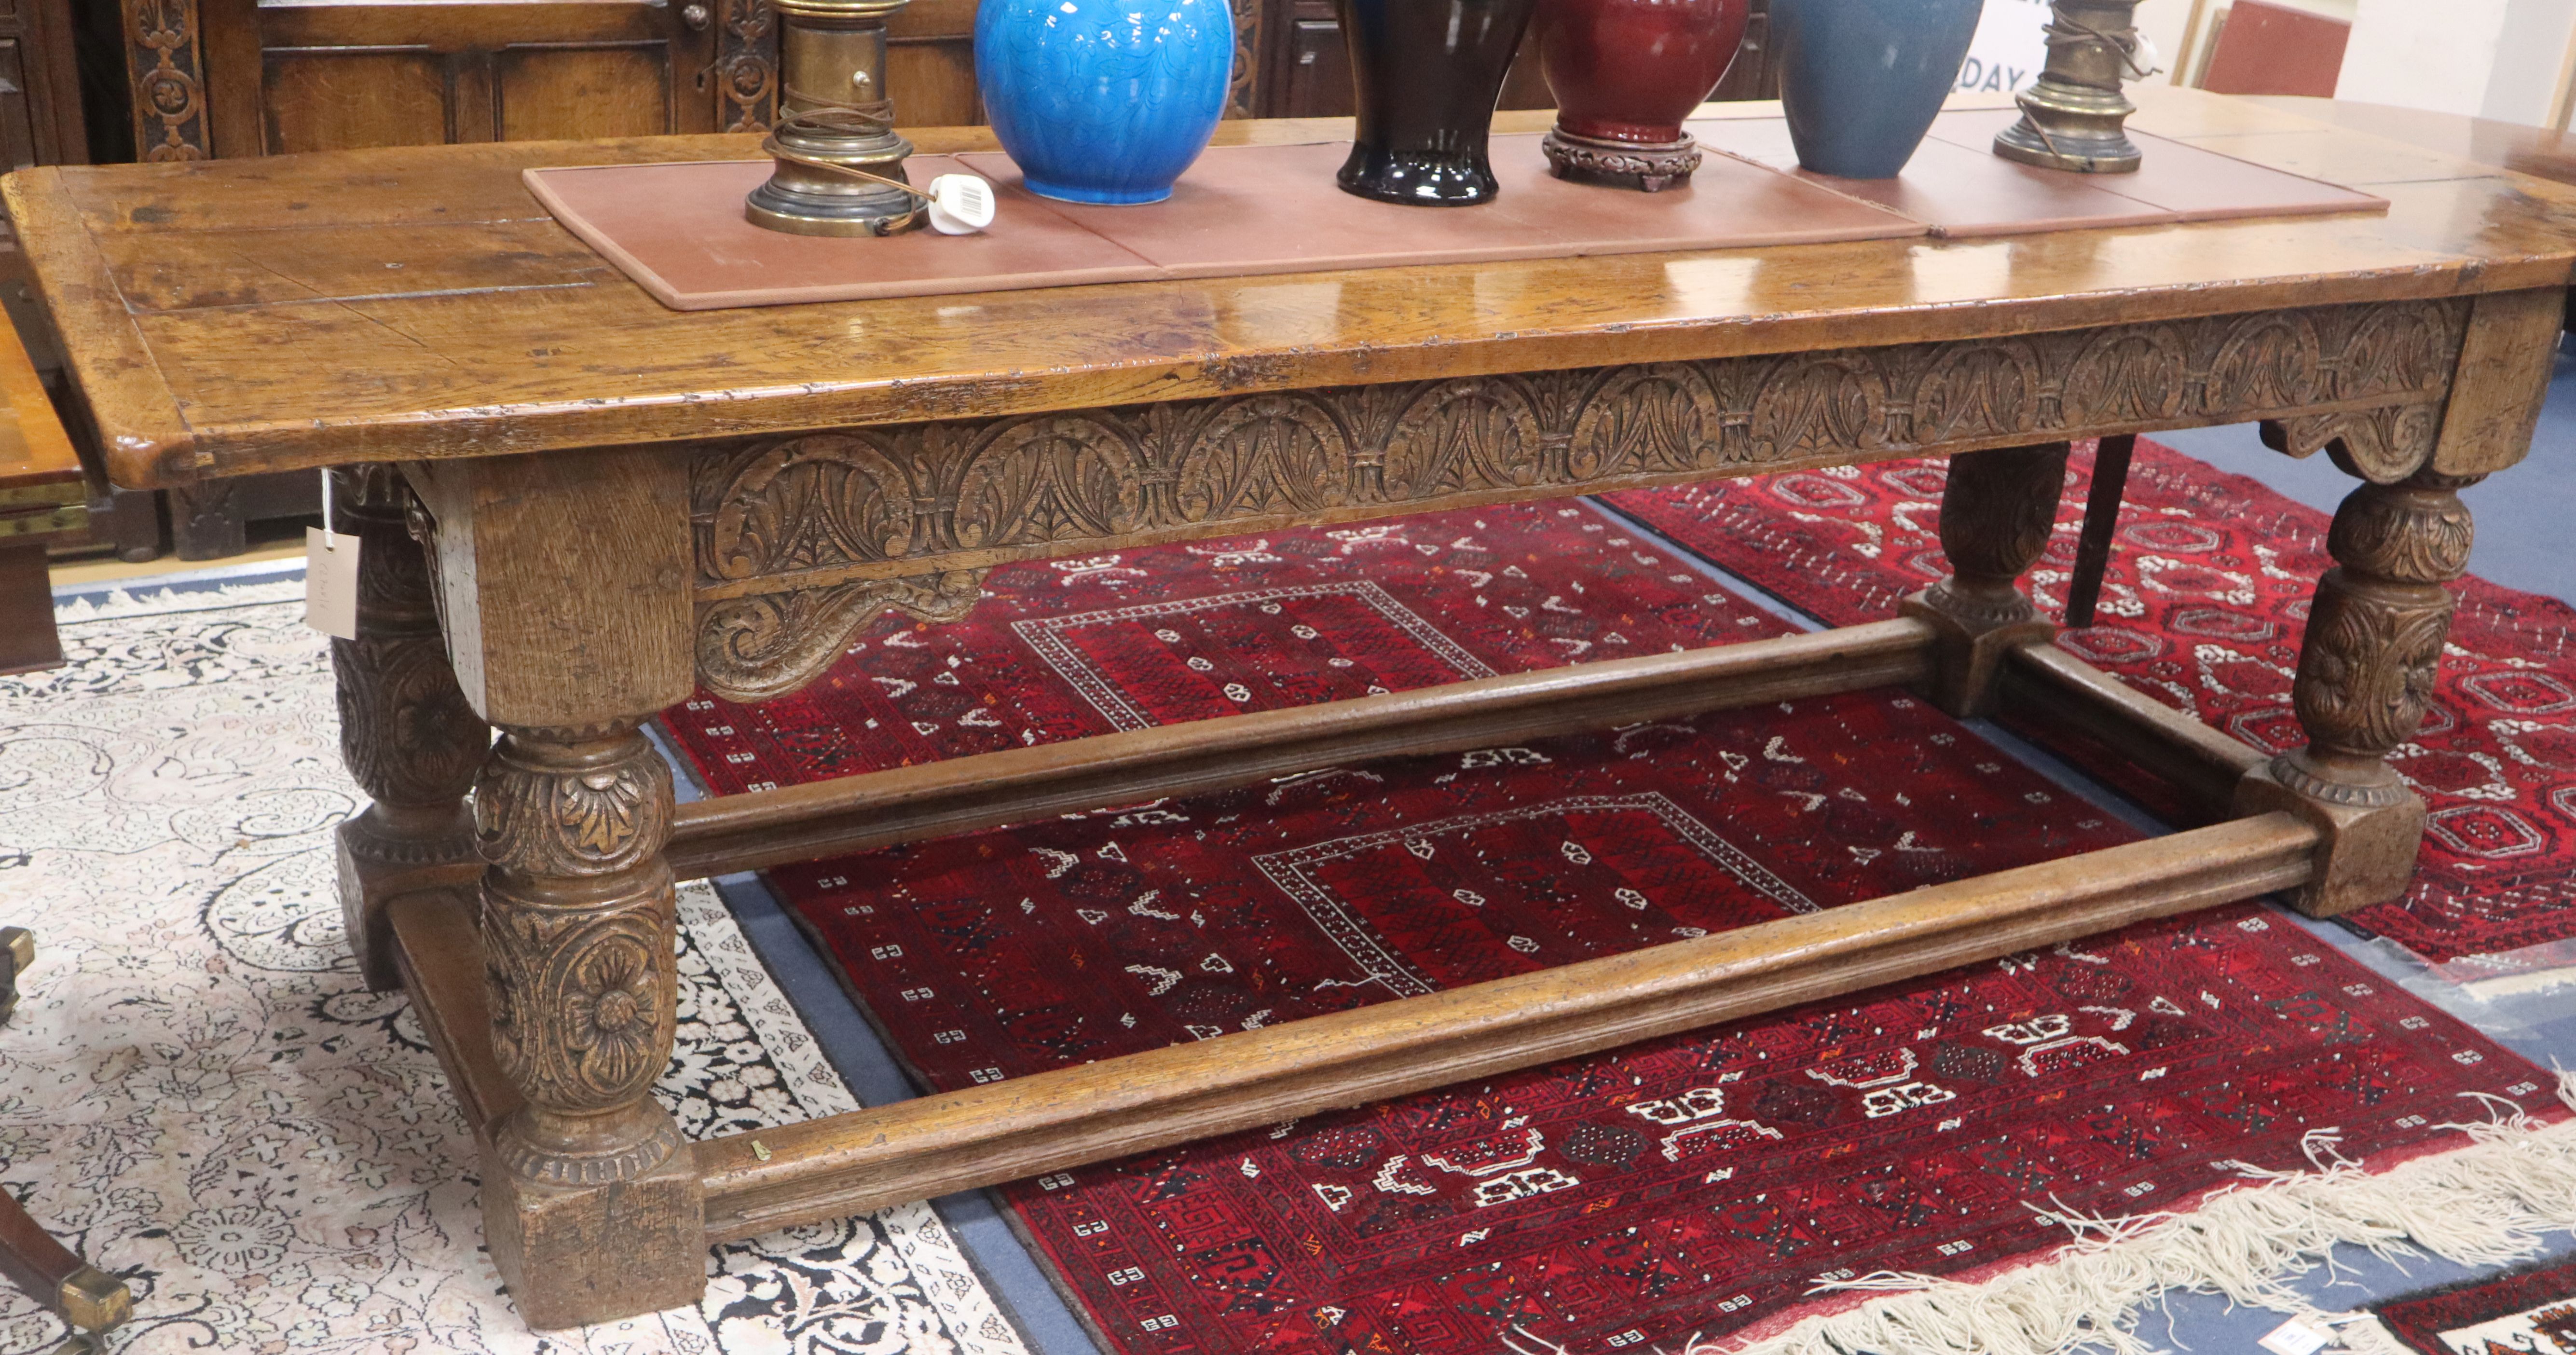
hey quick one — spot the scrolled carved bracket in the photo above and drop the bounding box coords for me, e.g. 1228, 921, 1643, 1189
698, 568, 987, 703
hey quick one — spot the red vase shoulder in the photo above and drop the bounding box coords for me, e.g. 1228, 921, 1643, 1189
1538, 0, 1750, 145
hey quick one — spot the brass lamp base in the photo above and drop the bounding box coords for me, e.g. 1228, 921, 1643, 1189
745, 0, 928, 236
1992, 0, 2148, 175
745, 121, 924, 237
1992, 92, 2142, 175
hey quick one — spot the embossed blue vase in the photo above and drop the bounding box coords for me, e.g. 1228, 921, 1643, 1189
976, 0, 1236, 205
1772, 0, 1980, 179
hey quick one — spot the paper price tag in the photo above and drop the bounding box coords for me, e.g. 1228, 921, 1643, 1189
2258, 1318, 2333, 1355
305, 526, 361, 640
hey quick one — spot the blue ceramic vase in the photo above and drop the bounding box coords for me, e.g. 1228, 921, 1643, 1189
1772, 0, 1980, 179
976, 0, 1237, 205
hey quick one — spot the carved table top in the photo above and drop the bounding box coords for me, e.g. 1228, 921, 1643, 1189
9, 87, 2576, 492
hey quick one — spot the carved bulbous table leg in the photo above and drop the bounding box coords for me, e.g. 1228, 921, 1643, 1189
331, 466, 488, 992
476, 719, 701, 1328
1901, 442, 2071, 717
2237, 468, 2481, 916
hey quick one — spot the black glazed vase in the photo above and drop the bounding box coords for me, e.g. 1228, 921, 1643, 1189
1334, 0, 1542, 205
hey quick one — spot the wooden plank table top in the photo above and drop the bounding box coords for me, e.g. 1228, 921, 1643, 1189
8, 86, 2576, 490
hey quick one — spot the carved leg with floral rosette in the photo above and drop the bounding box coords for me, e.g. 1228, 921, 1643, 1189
332, 466, 488, 993
1902, 441, 2071, 717
404, 447, 705, 1327
2235, 468, 2481, 917
476, 719, 699, 1326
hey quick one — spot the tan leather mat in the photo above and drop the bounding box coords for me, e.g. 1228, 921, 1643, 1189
525, 123, 2386, 311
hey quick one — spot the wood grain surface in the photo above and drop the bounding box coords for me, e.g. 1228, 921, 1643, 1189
12, 88, 2576, 488
693, 813, 2322, 1241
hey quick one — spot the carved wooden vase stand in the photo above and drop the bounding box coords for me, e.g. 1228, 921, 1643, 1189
1536, 0, 1748, 191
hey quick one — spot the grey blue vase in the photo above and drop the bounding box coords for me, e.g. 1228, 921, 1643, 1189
1773, 0, 1981, 179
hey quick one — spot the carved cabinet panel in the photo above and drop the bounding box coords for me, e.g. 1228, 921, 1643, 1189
113, 0, 767, 159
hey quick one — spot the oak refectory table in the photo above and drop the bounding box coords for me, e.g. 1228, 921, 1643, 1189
10, 88, 2571, 1330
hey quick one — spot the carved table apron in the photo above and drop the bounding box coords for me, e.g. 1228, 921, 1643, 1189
7, 92, 2570, 1330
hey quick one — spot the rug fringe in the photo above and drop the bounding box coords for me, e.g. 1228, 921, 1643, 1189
1670, 1070, 2576, 1355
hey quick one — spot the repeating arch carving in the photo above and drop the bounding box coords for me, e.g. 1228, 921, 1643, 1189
1383, 379, 1546, 499
703, 435, 916, 580
953, 416, 1147, 548
1176, 394, 1354, 521
1567, 365, 1721, 480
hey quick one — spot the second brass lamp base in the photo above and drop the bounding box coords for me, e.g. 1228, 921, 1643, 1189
1993, 0, 2149, 175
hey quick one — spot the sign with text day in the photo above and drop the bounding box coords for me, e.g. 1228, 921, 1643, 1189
1959, 0, 2051, 94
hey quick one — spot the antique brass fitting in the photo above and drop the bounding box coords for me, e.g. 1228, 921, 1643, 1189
745, 0, 926, 236
1993, 0, 2152, 174
58, 1265, 133, 1337
0, 926, 28, 1025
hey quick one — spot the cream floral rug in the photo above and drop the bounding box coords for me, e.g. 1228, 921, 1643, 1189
0, 577, 1028, 1355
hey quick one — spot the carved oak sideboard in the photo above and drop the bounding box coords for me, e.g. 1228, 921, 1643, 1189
8, 90, 2570, 1330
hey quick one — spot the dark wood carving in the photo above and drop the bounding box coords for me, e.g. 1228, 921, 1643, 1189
2272, 468, 2481, 808
1923, 442, 2071, 629
714, 0, 781, 132
332, 466, 488, 991
477, 722, 686, 1187
1229, 0, 1262, 118
331, 467, 486, 859
689, 298, 2467, 701
120, 0, 211, 161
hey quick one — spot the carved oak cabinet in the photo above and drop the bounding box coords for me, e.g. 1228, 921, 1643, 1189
7, 90, 2571, 1329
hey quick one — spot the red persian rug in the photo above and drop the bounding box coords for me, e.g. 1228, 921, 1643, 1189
2373, 1256, 2576, 1355
661, 503, 2558, 1355
1607, 442, 2576, 969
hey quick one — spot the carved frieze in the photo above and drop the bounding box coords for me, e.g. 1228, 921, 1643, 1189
690, 298, 2470, 701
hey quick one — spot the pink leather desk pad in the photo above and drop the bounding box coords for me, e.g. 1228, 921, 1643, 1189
525, 124, 2387, 311
1693, 113, 2385, 238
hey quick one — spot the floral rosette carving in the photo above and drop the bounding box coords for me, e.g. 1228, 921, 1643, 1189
332, 635, 487, 812
483, 878, 684, 1175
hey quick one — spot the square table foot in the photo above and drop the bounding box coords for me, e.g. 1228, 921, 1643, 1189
335, 808, 480, 993
2233, 757, 2426, 917
1899, 590, 2055, 719
483, 1134, 708, 1330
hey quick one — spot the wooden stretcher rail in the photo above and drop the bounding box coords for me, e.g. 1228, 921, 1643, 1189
666, 619, 1936, 878
389, 890, 518, 1143
691, 812, 2320, 1242
2001, 640, 2268, 817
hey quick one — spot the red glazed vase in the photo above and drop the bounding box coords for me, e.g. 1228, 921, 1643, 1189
1536, 0, 1750, 190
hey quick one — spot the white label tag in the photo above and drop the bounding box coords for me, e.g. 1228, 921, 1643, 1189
305, 526, 361, 640
2258, 1318, 2333, 1355
925, 174, 996, 234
